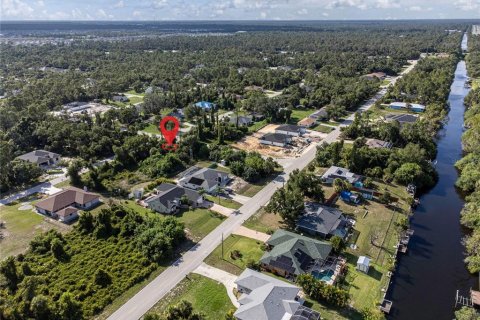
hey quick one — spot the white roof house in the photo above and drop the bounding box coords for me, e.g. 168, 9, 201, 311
234, 269, 320, 320
356, 256, 370, 273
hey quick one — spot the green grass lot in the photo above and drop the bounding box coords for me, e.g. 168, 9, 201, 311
248, 119, 268, 132
381, 79, 391, 86
318, 120, 342, 126
243, 207, 284, 234
204, 195, 242, 210
53, 179, 71, 188
141, 123, 161, 135
236, 172, 279, 197
176, 208, 225, 241
289, 108, 315, 124
125, 89, 145, 97
195, 161, 230, 173
128, 96, 144, 104
148, 273, 234, 320
0, 195, 68, 260
205, 235, 265, 275
312, 124, 335, 133
118, 201, 225, 242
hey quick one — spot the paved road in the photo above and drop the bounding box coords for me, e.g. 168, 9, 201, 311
107, 59, 420, 320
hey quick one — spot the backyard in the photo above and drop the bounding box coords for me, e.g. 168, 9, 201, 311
204, 234, 265, 275
0, 195, 69, 260
147, 273, 234, 320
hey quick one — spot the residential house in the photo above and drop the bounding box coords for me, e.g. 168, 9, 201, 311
320, 166, 362, 185
234, 268, 321, 320
275, 124, 306, 137
194, 101, 215, 111
16, 150, 61, 168
249, 112, 265, 121
259, 133, 292, 147
365, 138, 393, 149
178, 167, 230, 194
260, 230, 333, 279
244, 85, 264, 92
144, 183, 203, 214
297, 117, 316, 128
389, 102, 425, 113
35, 187, 100, 223
363, 72, 387, 80
385, 113, 419, 125
229, 115, 253, 127
112, 95, 129, 103
309, 107, 329, 121
297, 202, 350, 239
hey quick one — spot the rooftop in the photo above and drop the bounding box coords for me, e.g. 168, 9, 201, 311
276, 124, 304, 133
35, 187, 99, 213
16, 150, 60, 165
260, 133, 292, 144
297, 202, 348, 238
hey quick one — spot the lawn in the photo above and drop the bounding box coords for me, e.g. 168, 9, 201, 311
177, 208, 225, 241
248, 119, 268, 132
125, 89, 145, 96
205, 195, 242, 210
204, 234, 265, 275
195, 161, 230, 173
312, 124, 335, 133
147, 273, 234, 320
141, 123, 161, 135
472, 79, 480, 90
236, 173, 278, 197
243, 207, 284, 234
128, 96, 144, 104
0, 195, 68, 260
289, 108, 315, 124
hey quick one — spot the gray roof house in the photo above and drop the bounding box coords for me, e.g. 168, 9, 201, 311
309, 107, 329, 121
234, 268, 320, 320
385, 113, 418, 125
365, 138, 393, 149
178, 167, 230, 193
275, 124, 306, 137
260, 230, 332, 278
259, 133, 292, 147
112, 95, 129, 102
144, 183, 203, 214
16, 150, 61, 168
320, 166, 362, 185
229, 115, 253, 127
297, 202, 350, 239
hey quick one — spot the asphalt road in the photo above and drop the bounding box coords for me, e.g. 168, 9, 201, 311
108, 60, 420, 320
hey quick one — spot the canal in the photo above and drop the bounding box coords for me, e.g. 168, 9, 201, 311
386, 33, 477, 319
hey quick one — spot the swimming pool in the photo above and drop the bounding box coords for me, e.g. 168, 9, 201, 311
311, 269, 334, 282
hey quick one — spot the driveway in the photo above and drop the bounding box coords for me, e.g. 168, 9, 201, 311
192, 263, 239, 307
230, 194, 251, 204
233, 226, 270, 242
209, 203, 234, 217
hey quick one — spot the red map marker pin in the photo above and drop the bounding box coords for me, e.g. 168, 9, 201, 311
159, 116, 180, 150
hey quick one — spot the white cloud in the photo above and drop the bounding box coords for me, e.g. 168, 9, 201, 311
114, 0, 124, 8
453, 0, 479, 11
1, 0, 34, 18
322, 12, 330, 16
408, 5, 422, 11
97, 9, 114, 19
260, 11, 267, 18
375, 0, 400, 9
152, 0, 168, 9
297, 8, 308, 15
36, 0, 45, 7
133, 10, 142, 17
326, 0, 367, 10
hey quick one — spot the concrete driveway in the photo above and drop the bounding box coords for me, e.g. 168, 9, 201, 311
209, 203, 234, 217
193, 263, 239, 307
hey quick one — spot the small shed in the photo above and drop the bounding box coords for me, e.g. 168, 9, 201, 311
357, 256, 370, 273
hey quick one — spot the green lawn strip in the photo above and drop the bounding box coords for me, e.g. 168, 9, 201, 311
141, 123, 161, 135
236, 173, 277, 197
289, 108, 315, 124
53, 179, 71, 188
204, 195, 242, 210
473, 79, 479, 90
0, 195, 66, 260
176, 208, 226, 241
195, 161, 231, 173
248, 119, 268, 132
243, 207, 283, 234
312, 124, 335, 133
128, 96, 144, 104
204, 235, 265, 275
148, 273, 234, 320
125, 90, 145, 96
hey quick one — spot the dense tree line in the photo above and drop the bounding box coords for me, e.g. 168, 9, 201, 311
456, 34, 480, 279
0, 205, 185, 319
297, 274, 349, 308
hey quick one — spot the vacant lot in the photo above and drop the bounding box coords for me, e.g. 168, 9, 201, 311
148, 273, 234, 319
205, 195, 242, 210
243, 207, 284, 234
0, 195, 68, 260
205, 235, 265, 275
177, 208, 225, 241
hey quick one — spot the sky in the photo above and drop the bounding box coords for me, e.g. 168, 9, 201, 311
1, 0, 479, 21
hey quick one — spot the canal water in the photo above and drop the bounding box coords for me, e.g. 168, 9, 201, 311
386, 33, 477, 319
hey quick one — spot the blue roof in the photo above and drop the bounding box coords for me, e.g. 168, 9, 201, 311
195, 101, 215, 109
